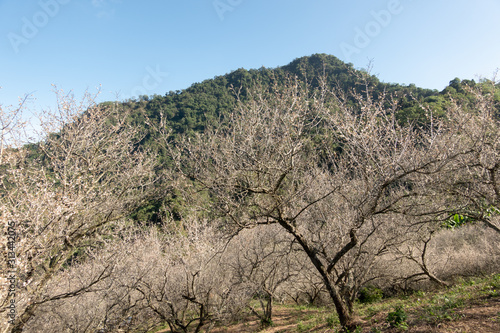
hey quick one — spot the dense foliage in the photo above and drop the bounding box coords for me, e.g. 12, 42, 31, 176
114, 54, 499, 144
105, 54, 499, 222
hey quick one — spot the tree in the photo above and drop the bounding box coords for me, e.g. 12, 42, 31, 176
229, 225, 301, 327
16, 215, 251, 333
126, 219, 248, 333
0, 94, 29, 162
169, 75, 488, 330
0, 90, 159, 332
435, 81, 500, 233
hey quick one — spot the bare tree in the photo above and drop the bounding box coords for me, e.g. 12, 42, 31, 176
20, 235, 137, 333
284, 263, 328, 306
109, 218, 249, 333
434, 80, 500, 233
168, 75, 491, 330
393, 229, 449, 288
229, 225, 300, 327
2, 74, 496, 332
0, 90, 158, 332
0, 93, 29, 162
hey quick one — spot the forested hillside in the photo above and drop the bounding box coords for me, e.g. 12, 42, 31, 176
1, 54, 499, 332
116, 54, 498, 140
116, 54, 440, 139
109, 54, 500, 223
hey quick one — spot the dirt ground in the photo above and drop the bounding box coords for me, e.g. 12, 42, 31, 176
361, 298, 500, 333
157, 296, 499, 333
212, 298, 500, 333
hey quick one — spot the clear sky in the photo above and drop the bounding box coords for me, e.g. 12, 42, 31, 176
1, 0, 499, 115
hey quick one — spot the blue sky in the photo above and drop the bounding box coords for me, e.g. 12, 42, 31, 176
1, 0, 499, 115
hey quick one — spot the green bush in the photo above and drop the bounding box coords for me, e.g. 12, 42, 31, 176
387, 306, 408, 330
358, 285, 383, 304
326, 314, 339, 328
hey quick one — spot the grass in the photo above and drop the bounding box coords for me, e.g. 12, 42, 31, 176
156, 273, 500, 332
336, 273, 499, 331
353, 273, 500, 332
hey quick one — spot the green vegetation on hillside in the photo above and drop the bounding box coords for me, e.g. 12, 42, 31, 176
105, 54, 500, 223
2, 54, 499, 332
114, 54, 499, 148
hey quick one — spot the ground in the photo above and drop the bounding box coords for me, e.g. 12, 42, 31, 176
156, 274, 500, 333
208, 298, 499, 333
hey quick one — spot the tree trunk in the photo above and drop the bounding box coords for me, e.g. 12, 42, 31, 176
277, 219, 355, 330
316, 263, 355, 331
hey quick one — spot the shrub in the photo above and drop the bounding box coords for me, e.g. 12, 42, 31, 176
358, 285, 383, 304
387, 306, 408, 330
326, 314, 339, 328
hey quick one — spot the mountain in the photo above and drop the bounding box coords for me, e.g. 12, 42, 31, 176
112, 54, 438, 138
111, 53, 495, 152
98, 54, 498, 221
111, 54, 499, 145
